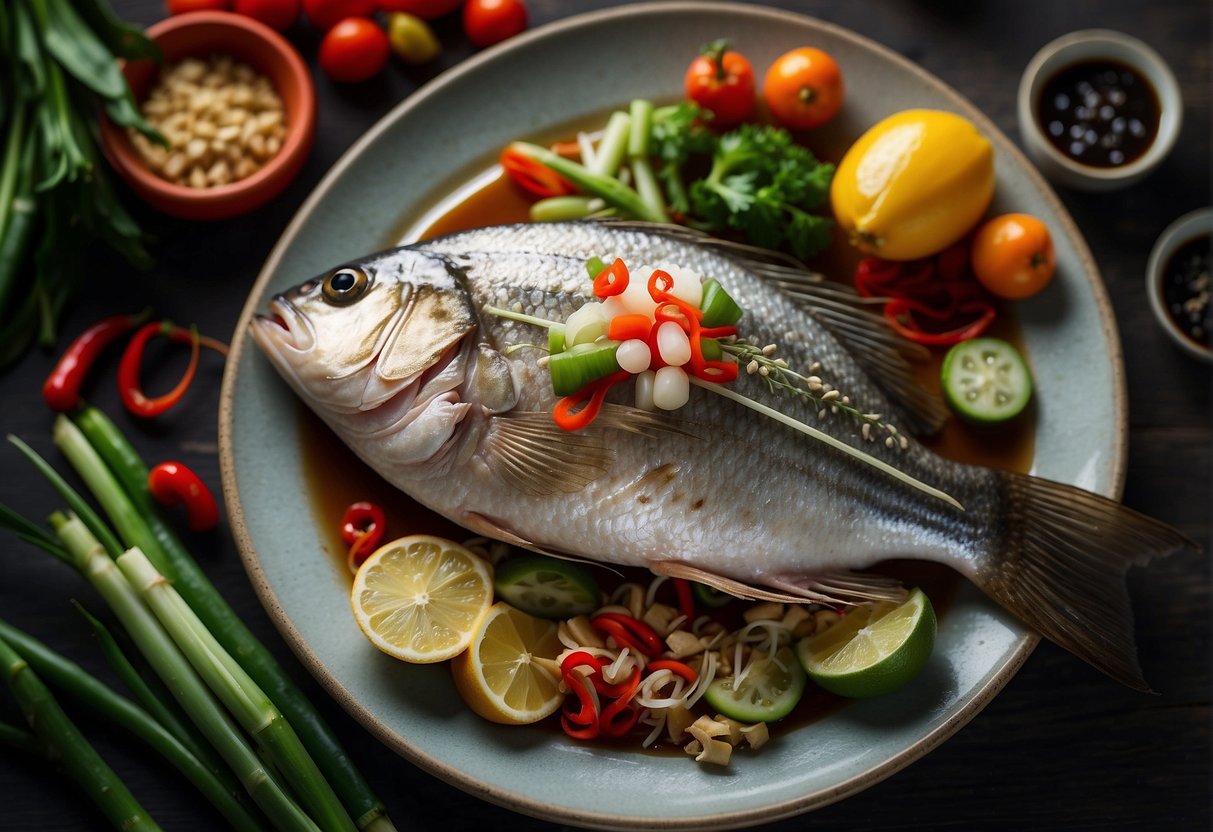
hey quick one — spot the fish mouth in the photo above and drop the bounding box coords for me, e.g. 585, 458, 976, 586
251, 296, 315, 354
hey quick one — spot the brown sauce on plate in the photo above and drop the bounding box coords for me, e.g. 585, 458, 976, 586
299, 147, 1036, 744
1035, 59, 1160, 168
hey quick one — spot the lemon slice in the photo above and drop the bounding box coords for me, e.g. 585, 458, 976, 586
451, 602, 564, 725
796, 587, 936, 699
350, 535, 493, 664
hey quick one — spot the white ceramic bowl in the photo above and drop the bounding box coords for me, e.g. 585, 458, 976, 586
1147, 207, 1212, 363
1017, 29, 1182, 192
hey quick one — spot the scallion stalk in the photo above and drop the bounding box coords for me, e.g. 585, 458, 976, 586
117, 547, 356, 832
529, 195, 601, 223
589, 110, 631, 178
507, 142, 666, 223
69, 406, 396, 832
0, 618, 263, 832
0, 633, 162, 832
49, 513, 321, 832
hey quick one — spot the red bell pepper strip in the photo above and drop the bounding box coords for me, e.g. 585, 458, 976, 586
590, 612, 664, 658
42, 311, 150, 412
147, 461, 220, 532
500, 146, 576, 198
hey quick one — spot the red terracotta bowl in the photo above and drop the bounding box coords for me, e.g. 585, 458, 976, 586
99, 11, 316, 221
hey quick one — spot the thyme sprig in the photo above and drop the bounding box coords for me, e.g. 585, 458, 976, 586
720, 338, 910, 451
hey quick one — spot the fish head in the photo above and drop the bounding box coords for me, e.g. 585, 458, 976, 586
251, 248, 481, 429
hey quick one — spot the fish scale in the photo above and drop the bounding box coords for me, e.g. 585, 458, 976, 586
253, 220, 1192, 690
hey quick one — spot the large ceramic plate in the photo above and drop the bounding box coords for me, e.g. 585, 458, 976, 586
219, 3, 1126, 828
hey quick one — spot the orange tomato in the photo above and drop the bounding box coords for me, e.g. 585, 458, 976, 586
971, 214, 1057, 300
684, 40, 756, 128
762, 47, 843, 131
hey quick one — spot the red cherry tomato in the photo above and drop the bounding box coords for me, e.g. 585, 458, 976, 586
318, 16, 390, 82
683, 40, 755, 128
233, 0, 300, 30
376, 0, 461, 18
463, 0, 528, 48
762, 47, 844, 131
166, 0, 231, 13
302, 0, 375, 30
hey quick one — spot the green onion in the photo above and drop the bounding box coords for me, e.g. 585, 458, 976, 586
0, 719, 48, 758
117, 547, 356, 832
699, 279, 744, 328
549, 340, 621, 396
627, 99, 668, 222
0, 618, 261, 832
506, 142, 667, 224
589, 110, 630, 178
584, 256, 607, 278
0, 632, 162, 832
529, 195, 600, 223
548, 324, 566, 355
68, 407, 396, 832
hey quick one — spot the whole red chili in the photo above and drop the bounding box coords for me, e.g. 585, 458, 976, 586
118, 322, 200, 418
342, 501, 386, 572
147, 462, 220, 532
42, 311, 149, 412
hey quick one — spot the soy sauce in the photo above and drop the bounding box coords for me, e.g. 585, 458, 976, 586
1035, 59, 1160, 168
1161, 233, 1211, 349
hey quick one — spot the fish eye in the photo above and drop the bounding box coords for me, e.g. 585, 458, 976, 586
322, 267, 370, 305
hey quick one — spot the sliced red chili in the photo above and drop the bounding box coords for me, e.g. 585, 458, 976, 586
671, 578, 695, 624
147, 461, 220, 532
647, 659, 698, 684
500, 146, 576, 199
341, 501, 386, 572
592, 258, 630, 299
647, 269, 739, 383
552, 370, 632, 431
590, 612, 663, 658
42, 311, 150, 412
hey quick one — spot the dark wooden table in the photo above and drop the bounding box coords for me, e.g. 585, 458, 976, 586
2, 1, 1209, 829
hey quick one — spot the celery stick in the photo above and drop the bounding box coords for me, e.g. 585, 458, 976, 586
589, 110, 631, 178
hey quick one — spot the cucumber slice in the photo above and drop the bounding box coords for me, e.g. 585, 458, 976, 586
940, 337, 1033, 425
493, 555, 601, 619
700, 279, 744, 328
702, 646, 806, 723
548, 341, 620, 396
692, 581, 732, 608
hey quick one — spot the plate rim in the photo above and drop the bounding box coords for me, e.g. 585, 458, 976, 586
218, 2, 1128, 827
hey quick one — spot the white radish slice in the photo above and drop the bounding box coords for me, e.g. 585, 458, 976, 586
564, 303, 607, 346
653, 366, 689, 410
616, 339, 652, 374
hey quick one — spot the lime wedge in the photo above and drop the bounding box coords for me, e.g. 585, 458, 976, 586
796, 588, 936, 699
493, 555, 601, 620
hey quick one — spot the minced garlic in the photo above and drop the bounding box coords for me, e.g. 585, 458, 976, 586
130, 55, 287, 189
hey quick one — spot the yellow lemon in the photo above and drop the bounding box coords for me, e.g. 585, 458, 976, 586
451, 602, 564, 725
350, 535, 493, 664
831, 109, 995, 261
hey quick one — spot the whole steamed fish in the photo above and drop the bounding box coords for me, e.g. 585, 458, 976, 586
252, 221, 1189, 690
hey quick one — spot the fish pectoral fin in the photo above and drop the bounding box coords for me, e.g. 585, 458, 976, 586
460, 511, 615, 571
482, 411, 613, 496
482, 407, 694, 497
765, 571, 908, 606
650, 561, 808, 604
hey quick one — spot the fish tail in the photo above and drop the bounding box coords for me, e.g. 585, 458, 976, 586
975, 471, 1194, 692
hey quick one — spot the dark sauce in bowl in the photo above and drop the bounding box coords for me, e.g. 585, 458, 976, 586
1035, 59, 1160, 168
1161, 233, 1212, 350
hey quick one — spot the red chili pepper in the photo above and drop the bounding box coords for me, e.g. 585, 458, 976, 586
500, 146, 576, 198
671, 578, 695, 624
592, 258, 630, 299
590, 612, 664, 658
647, 659, 698, 684
341, 501, 386, 572
118, 322, 202, 418
147, 461, 220, 532
552, 370, 632, 431
42, 311, 150, 412
648, 269, 739, 383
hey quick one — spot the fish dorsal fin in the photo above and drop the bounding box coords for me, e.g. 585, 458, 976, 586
481, 406, 695, 497
595, 220, 948, 436
650, 561, 808, 604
